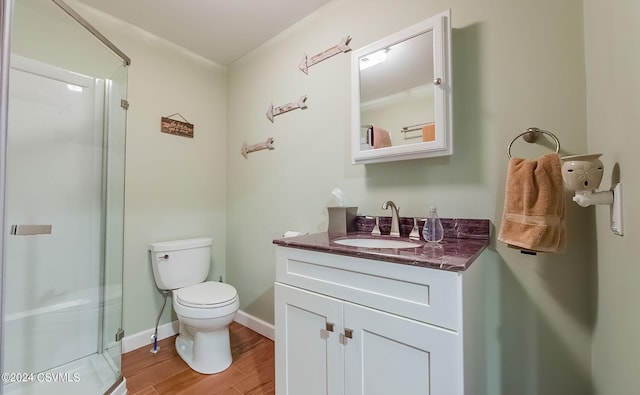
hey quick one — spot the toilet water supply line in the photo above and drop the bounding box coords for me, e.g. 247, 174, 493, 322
151, 290, 170, 354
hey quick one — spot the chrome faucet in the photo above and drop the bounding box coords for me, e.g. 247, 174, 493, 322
381, 200, 400, 237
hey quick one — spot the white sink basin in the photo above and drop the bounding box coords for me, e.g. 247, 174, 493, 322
333, 238, 423, 249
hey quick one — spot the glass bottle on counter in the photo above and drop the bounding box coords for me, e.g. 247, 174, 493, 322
422, 206, 444, 243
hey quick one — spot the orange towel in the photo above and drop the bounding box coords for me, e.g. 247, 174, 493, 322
498, 153, 566, 253
422, 124, 435, 142
370, 125, 391, 148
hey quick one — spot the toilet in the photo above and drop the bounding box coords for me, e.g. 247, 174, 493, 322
149, 237, 239, 374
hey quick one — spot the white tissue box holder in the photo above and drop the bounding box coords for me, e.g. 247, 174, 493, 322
327, 206, 357, 234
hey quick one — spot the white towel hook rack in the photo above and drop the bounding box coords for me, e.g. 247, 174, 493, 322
507, 127, 560, 158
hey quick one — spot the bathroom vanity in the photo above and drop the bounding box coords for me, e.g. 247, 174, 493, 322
273, 218, 489, 395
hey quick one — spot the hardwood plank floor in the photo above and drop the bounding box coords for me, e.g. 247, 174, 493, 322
122, 322, 274, 395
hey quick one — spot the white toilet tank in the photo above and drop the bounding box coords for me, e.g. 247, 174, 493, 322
149, 237, 213, 290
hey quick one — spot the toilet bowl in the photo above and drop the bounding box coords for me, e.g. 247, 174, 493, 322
149, 238, 239, 374
172, 281, 239, 373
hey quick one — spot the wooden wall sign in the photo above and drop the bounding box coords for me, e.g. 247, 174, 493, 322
161, 114, 194, 138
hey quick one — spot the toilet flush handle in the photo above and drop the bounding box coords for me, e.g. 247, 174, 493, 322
161, 254, 169, 260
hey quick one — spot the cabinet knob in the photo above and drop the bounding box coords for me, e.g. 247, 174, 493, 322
434, 77, 442, 85
340, 328, 354, 344
320, 322, 335, 339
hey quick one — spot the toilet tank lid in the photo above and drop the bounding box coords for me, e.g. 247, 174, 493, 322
149, 237, 213, 252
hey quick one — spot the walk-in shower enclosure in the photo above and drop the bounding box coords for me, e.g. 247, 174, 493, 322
0, 0, 129, 394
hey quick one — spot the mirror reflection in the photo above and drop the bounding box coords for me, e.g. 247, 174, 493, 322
359, 30, 435, 150
350, 9, 452, 165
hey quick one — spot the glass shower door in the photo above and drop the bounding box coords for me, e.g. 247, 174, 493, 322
3, 55, 126, 394
5, 55, 103, 373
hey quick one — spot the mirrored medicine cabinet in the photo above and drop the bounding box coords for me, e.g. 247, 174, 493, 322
350, 9, 452, 164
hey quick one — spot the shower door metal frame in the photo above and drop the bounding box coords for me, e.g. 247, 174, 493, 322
51, 0, 130, 66
0, 0, 13, 388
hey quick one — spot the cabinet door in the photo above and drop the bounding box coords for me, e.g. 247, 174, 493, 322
343, 303, 460, 395
275, 283, 344, 395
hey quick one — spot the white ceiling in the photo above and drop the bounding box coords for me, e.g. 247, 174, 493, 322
77, 0, 333, 65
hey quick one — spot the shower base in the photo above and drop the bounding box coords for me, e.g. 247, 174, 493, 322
3, 353, 124, 395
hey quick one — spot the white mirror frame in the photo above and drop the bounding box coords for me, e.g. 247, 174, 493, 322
350, 10, 452, 164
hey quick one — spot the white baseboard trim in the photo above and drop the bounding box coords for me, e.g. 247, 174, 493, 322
234, 310, 275, 341
121, 310, 274, 353
122, 320, 179, 354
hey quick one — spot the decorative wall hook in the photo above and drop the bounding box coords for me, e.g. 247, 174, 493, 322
241, 137, 275, 159
266, 95, 308, 122
299, 36, 351, 74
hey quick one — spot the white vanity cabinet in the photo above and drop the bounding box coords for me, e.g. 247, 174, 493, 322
275, 245, 481, 395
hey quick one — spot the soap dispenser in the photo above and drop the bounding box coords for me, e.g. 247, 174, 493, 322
422, 207, 444, 243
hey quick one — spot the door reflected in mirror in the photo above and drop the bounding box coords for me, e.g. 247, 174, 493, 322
350, 10, 452, 164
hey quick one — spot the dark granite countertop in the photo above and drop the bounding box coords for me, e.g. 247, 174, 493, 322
273, 217, 490, 272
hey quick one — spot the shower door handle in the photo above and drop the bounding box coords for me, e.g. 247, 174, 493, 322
10, 224, 52, 235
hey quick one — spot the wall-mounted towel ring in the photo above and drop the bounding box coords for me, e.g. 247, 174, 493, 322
507, 127, 560, 158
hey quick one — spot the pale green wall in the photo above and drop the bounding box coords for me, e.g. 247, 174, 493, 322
584, 0, 640, 393
227, 0, 593, 393
68, 2, 229, 335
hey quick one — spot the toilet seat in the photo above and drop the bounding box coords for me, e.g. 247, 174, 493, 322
176, 281, 237, 308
